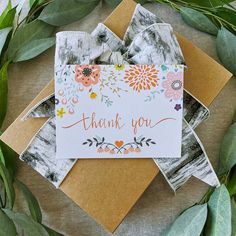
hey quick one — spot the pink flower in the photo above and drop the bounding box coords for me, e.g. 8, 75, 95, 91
97, 147, 103, 153
162, 71, 183, 100
75, 65, 101, 87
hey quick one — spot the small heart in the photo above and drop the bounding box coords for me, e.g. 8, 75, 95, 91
115, 140, 124, 148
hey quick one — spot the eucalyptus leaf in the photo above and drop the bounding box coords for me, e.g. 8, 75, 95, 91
161, 204, 207, 236
0, 208, 16, 236
38, 0, 100, 26
180, 7, 218, 35
0, 27, 12, 57
206, 185, 231, 236
0, 62, 9, 128
232, 199, 236, 236
43, 224, 65, 236
183, 0, 235, 8
216, 27, 236, 76
3, 210, 49, 236
13, 37, 55, 62
219, 122, 236, 174
227, 166, 236, 197
7, 20, 54, 60
16, 180, 42, 223
0, 7, 16, 30
0, 161, 15, 208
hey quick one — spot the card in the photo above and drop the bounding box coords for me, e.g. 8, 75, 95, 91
55, 64, 184, 159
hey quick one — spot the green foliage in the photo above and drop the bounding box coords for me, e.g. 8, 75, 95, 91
219, 122, 236, 174
7, 20, 54, 61
0, 161, 15, 209
206, 185, 231, 236
180, 7, 218, 35
13, 37, 55, 62
0, 208, 16, 236
227, 166, 236, 197
0, 62, 9, 128
216, 27, 236, 76
3, 209, 49, 236
0, 27, 12, 57
232, 199, 236, 236
16, 180, 42, 223
161, 204, 207, 236
0, 1, 16, 30
39, 0, 101, 26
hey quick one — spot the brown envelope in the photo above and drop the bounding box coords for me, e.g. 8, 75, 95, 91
1, 0, 232, 232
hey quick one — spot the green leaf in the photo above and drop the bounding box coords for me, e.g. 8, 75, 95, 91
29, 0, 45, 8
0, 62, 9, 128
0, 0, 11, 26
180, 7, 218, 35
232, 199, 236, 236
7, 20, 54, 60
0, 7, 16, 30
38, 0, 100, 26
0, 141, 16, 177
227, 166, 236, 197
104, 0, 121, 7
216, 27, 236, 76
216, 7, 236, 28
3, 210, 49, 236
0, 27, 12, 56
183, 0, 235, 8
206, 185, 231, 236
42, 224, 65, 236
219, 122, 236, 174
0, 144, 6, 166
16, 180, 42, 223
161, 204, 207, 236
0, 208, 16, 236
0, 161, 15, 208
13, 37, 55, 62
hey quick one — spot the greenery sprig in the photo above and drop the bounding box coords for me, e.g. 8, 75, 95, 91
0, 0, 236, 235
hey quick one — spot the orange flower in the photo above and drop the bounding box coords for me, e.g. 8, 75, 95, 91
124, 65, 159, 92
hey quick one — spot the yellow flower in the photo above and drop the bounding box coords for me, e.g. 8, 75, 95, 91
114, 64, 125, 70
90, 92, 97, 99
57, 107, 66, 118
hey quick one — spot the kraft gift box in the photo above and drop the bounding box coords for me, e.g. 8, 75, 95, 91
1, 0, 232, 232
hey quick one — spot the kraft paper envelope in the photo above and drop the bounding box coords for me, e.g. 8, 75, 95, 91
1, 0, 232, 232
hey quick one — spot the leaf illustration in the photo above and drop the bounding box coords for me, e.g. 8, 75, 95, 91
161, 204, 207, 236
206, 185, 231, 236
216, 27, 236, 76
180, 7, 218, 35
13, 37, 55, 62
39, 0, 100, 26
0, 1, 16, 29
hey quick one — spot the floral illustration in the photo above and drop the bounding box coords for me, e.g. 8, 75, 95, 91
82, 136, 156, 154
90, 92, 97, 99
114, 64, 125, 70
75, 65, 101, 87
174, 104, 182, 111
56, 107, 66, 118
162, 71, 183, 100
124, 65, 159, 92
